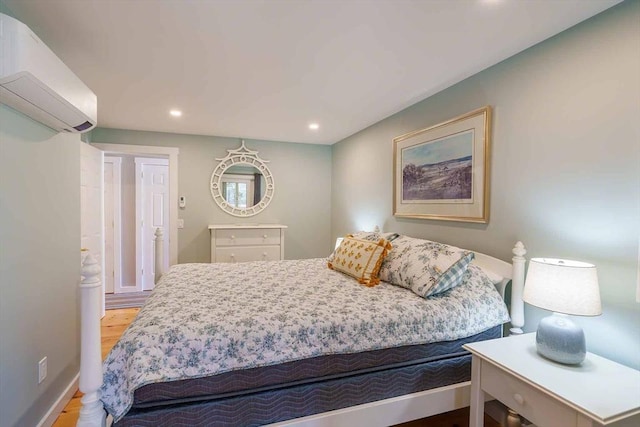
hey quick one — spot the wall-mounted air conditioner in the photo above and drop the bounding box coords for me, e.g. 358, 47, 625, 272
0, 13, 97, 133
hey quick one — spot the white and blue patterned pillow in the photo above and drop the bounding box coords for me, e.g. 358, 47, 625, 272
379, 235, 474, 298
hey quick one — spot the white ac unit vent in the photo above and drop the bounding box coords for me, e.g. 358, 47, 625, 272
0, 13, 97, 133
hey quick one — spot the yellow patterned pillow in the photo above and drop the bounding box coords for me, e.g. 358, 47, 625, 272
328, 236, 392, 287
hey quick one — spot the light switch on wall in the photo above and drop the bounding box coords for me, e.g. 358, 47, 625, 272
177, 219, 184, 229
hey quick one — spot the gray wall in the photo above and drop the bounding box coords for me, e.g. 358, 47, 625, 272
0, 105, 81, 426
332, 1, 640, 369
90, 129, 333, 262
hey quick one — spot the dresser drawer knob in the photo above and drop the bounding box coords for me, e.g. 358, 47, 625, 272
263, 234, 268, 239
513, 393, 525, 405
230, 235, 235, 240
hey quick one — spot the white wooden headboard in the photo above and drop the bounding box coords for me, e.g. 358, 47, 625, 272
471, 241, 527, 335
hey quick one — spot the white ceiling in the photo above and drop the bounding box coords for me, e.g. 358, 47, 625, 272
4, 0, 620, 144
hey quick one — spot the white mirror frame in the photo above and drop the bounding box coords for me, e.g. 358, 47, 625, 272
210, 140, 274, 217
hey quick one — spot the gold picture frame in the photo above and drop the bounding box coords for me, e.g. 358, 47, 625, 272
393, 106, 491, 223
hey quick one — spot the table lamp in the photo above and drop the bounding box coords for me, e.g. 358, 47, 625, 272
523, 258, 601, 365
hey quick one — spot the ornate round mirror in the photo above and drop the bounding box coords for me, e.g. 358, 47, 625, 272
210, 141, 275, 217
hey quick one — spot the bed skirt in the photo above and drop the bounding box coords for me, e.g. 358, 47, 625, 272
116, 353, 471, 426
114, 326, 501, 426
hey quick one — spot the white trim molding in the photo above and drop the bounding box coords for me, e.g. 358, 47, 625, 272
36, 373, 79, 427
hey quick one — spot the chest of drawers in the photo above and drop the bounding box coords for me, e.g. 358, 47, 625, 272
209, 224, 287, 263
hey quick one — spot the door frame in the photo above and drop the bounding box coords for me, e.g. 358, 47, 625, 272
104, 156, 123, 293
91, 143, 179, 266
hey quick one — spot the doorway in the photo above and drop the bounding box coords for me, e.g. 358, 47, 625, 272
93, 143, 179, 296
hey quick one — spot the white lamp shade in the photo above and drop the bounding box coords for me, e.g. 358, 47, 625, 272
523, 258, 602, 316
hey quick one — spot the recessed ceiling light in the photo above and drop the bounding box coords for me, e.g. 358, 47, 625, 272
170, 109, 182, 117
308, 123, 319, 130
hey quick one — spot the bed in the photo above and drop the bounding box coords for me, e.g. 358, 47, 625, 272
76, 233, 527, 427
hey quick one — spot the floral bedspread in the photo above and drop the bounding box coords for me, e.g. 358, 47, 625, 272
101, 259, 509, 421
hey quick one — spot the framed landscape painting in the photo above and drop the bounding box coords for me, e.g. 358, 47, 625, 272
393, 106, 491, 223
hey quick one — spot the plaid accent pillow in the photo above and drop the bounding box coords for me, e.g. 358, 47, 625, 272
328, 236, 392, 287
378, 235, 474, 298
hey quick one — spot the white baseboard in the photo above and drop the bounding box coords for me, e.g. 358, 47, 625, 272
37, 372, 79, 427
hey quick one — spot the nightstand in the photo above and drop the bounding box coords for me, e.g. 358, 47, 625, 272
463, 333, 640, 427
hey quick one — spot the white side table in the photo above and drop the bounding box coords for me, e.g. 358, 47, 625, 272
464, 334, 640, 427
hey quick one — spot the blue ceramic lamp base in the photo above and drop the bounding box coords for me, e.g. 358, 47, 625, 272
535, 313, 586, 365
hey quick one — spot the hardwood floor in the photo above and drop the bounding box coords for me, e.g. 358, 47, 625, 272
393, 409, 500, 427
53, 308, 140, 427
53, 307, 499, 427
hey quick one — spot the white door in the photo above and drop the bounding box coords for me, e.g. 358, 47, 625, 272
80, 143, 105, 313
104, 156, 122, 294
136, 158, 169, 291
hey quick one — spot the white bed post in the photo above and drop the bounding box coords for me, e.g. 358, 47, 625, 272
78, 253, 107, 427
154, 227, 164, 283
509, 241, 527, 335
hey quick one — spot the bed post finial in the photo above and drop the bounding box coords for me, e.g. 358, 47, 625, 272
78, 253, 107, 427
510, 241, 527, 335
155, 227, 164, 284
